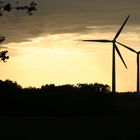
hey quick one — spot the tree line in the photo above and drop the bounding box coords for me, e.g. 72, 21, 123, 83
0, 79, 111, 96
0, 79, 120, 116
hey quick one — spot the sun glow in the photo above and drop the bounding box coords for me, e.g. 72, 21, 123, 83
0, 30, 140, 92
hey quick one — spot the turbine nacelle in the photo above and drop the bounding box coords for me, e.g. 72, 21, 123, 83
112, 40, 116, 43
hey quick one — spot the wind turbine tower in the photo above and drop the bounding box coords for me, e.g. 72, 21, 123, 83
82, 15, 130, 93
117, 41, 140, 93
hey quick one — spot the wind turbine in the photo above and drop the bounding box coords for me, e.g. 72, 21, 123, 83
82, 15, 130, 93
117, 42, 140, 93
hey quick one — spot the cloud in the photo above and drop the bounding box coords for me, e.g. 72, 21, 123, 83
0, 0, 140, 45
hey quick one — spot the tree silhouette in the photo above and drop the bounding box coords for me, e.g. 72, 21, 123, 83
77, 83, 110, 94
0, 50, 9, 62
0, 1, 37, 16
0, 80, 111, 96
0, 1, 37, 62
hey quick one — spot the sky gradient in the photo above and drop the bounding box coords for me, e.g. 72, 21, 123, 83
1, 0, 140, 92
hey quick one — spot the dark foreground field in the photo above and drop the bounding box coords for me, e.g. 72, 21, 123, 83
1, 116, 140, 140
0, 93, 140, 117
0, 94, 140, 139
1, 81, 140, 139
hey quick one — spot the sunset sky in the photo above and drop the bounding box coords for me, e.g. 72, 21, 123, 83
0, 0, 140, 92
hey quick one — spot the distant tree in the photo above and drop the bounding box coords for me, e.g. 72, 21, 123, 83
77, 83, 111, 94
4, 79, 22, 88
0, 79, 22, 96
0, 1, 37, 62
93, 83, 111, 93
102, 84, 111, 93
23, 86, 40, 96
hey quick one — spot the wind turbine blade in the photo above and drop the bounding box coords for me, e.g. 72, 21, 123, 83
114, 15, 130, 40
117, 42, 137, 53
82, 39, 112, 43
114, 43, 127, 69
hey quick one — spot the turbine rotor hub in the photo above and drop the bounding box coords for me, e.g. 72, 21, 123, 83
112, 40, 116, 43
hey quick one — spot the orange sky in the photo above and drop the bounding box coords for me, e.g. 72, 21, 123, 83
0, 30, 139, 92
